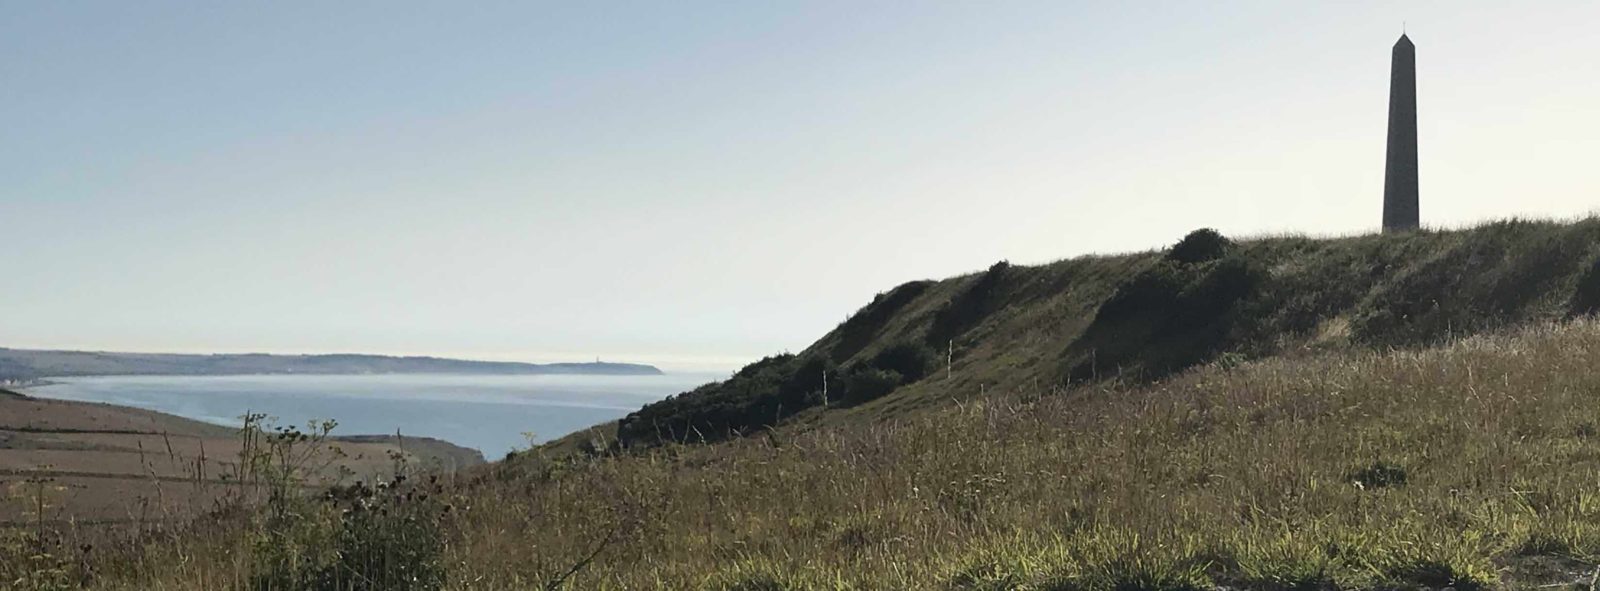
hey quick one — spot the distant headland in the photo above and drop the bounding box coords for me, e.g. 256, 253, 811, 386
0, 347, 662, 381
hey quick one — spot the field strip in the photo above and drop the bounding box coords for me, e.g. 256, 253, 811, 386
1, 427, 182, 435
0, 468, 321, 488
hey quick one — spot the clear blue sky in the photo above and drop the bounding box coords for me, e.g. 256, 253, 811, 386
4, 1, 1598, 372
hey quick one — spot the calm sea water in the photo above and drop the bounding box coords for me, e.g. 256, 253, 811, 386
21, 373, 719, 458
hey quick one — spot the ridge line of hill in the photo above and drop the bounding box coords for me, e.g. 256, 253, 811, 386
549, 218, 1600, 453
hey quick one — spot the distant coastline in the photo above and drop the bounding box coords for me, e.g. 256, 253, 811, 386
0, 377, 54, 388
0, 347, 662, 381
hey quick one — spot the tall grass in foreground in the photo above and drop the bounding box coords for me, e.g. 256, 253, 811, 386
2, 417, 448, 591
18, 320, 1600, 589
446, 319, 1600, 589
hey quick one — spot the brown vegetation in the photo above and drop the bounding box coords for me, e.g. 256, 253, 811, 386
0, 393, 478, 527
5, 320, 1600, 588
14, 220, 1600, 589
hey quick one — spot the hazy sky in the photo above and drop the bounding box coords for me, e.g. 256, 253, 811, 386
4, 2, 1598, 372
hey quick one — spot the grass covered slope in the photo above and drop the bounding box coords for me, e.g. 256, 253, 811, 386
35, 318, 1600, 588
23, 219, 1600, 589
458, 319, 1600, 589
615, 218, 1600, 448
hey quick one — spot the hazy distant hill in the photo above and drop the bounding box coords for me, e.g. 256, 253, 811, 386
0, 348, 661, 380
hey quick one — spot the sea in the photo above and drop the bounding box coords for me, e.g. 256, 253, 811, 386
20, 372, 720, 458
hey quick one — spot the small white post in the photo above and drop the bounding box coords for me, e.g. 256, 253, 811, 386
821, 368, 829, 408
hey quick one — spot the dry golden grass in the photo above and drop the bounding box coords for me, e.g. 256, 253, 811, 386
19, 320, 1600, 589
418, 318, 1600, 589
0, 394, 481, 528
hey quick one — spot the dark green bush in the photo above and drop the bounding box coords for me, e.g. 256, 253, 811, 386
842, 367, 903, 404
1352, 220, 1593, 347
833, 281, 931, 362
930, 261, 1014, 344
870, 342, 936, 382
617, 354, 817, 446
1068, 256, 1269, 382
1167, 228, 1232, 264
249, 478, 448, 591
1571, 257, 1600, 317
242, 418, 448, 591
786, 355, 837, 405
1486, 229, 1587, 315
1177, 257, 1269, 323
1094, 261, 1188, 324
315, 476, 448, 591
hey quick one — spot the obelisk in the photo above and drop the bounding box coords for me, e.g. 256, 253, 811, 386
1382, 34, 1418, 232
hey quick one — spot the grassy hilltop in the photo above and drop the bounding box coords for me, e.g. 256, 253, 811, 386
463, 319, 1600, 590
602, 218, 1600, 450
15, 218, 1600, 589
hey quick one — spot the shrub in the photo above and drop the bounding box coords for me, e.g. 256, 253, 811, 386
249, 498, 339, 591
1069, 256, 1269, 382
243, 417, 343, 591
1486, 229, 1588, 314
1094, 262, 1188, 324
870, 342, 936, 382
238, 418, 449, 591
1354, 219, 1595, 347
833, 281, 931, 362
1167, 228, 1232, 264
315, 476, 448, 591
1178, 257, 1269, 323
1571, 257, 1600, 317
930, 261, 1014, 343
615, 283, 935, 441
783, 356, 835, 406
250, 479, 448, 591
842, 367, 903, 403
617, 354, 805, 446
